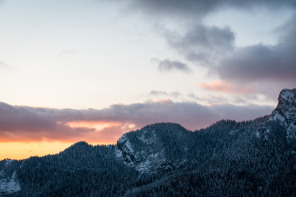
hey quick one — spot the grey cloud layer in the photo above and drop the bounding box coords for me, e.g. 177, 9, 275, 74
129, 0, 295, 18
130, 0, 296, 88
150, 90, 181, 98
166, 24, 234, 65
150, 90, 168, 96
158, 59, 191, 73
218, 16, 296, 83
0, 102, 93, 141
0, 101, 273, 142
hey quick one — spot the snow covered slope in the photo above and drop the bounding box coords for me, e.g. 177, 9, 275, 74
0, 160, 21, 196
271, 88, 296, 124
258, 88, 296, 139
115, 123, 190, 173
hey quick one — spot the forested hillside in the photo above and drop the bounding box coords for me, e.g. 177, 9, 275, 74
1, 88, 295, 196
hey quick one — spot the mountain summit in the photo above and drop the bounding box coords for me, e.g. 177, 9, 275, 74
258, 88, 296, 139
115, 123, 190, 173
1, 89, 296, 196
271, 88, 296, 125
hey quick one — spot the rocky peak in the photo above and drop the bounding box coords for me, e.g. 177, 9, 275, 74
258, 88, 296, 139
115, 125, 166, 173
115, 123, 190, 173
270, 88, 296, 125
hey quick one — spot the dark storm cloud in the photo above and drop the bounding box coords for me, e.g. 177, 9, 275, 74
217, 16, 296, 83
129, 0, 221, 18
129, 0, 296, 18
166, 24, 235, 65
0, 100, 273, 142
158, 59, 191, 73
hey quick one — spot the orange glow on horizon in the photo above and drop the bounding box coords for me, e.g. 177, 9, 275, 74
65, 121, 121, 130
0, 121, 134, 160
0, 140, 116, 160
0, 141, 73, 160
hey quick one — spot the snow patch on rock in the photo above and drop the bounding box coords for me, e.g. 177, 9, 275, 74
115, 128, 169, 173
259, 88, 296, 140
4, 160, 13, 167
125, 140, 134, 153
138, 130, 157, 145
280, 89, 295, 101
0, 172, 21, 195
115, 147, 123, 158
270, 112, 286, 122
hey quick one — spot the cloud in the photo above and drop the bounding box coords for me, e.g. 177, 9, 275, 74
217, 44, 296, 83
0, 100, 273, 143
188, 93, 203, 101
150, 90, 181, 98
233, 96, 248, 104
0, 102, 94, 142
162, 14, 296, 85
171, 91, 181, 97
126, 0, 296, 98
150, 90, 167, 96
188, 93, 230, 105
166, 24, 235, 65
199, 81, 253, 94
129, 0, 295, 19
217, 16, 296, 84
158, 59, 191, 73
128, 0, 219, 19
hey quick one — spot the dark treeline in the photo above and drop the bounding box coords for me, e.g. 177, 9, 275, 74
0, 114, 295, 196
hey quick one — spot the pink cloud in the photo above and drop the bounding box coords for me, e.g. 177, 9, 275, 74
199, 80, 253, 94
0, 100, 273, 143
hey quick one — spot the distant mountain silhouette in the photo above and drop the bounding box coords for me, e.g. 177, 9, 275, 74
1, 89, 296, 196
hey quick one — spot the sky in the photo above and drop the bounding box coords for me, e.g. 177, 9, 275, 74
0, 0, 295, 160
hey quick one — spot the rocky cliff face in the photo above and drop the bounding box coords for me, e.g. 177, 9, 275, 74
271, 88, 296, 122
115, 131, 166, 173
260, 88, 296, 138
115, 123, 190, 173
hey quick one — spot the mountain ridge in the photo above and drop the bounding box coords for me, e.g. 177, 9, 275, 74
1, 88, 296, 196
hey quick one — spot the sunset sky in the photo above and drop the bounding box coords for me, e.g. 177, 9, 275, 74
1, 0, 295, 160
